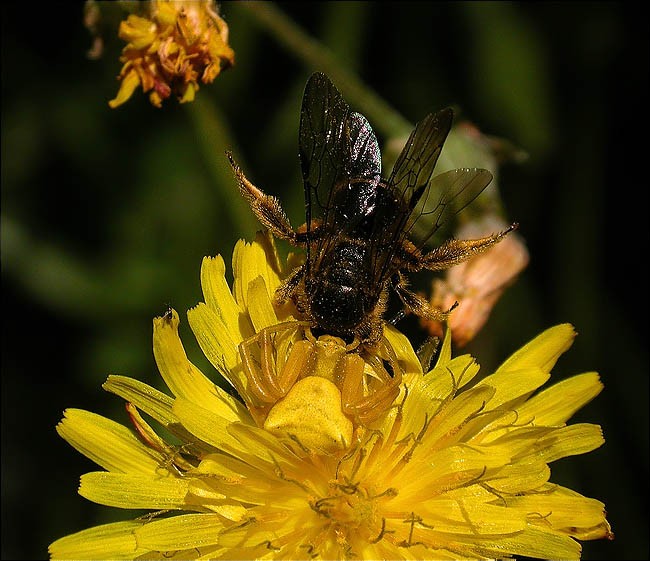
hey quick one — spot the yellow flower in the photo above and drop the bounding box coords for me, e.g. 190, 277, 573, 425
108, 0, 235, 108
49, 234, 612, 560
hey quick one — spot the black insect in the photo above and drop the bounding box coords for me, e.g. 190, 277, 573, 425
228, 72, 515, 346
162, 303, 174, 323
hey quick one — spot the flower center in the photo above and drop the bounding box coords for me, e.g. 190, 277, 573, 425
311, 479, 398, 545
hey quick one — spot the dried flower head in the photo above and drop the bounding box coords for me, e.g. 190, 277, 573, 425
108, 0, 234, 108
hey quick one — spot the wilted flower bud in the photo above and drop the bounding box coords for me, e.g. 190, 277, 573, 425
423, 214, 529, 346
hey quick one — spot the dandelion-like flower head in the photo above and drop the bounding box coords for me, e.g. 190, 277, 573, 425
50, 233, 612, 560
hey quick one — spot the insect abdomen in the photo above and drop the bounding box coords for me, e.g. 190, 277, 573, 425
308, 242, 373, 337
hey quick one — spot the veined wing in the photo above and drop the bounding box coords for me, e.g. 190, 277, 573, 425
368, 108, 492, 283
414, 167, 493, 247
298, 73, 381, 269
366, 108, 452, 284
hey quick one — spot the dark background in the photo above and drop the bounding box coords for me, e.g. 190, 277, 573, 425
2, 2, 647, 559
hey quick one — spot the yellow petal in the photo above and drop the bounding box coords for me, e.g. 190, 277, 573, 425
195, 449, 292, 493
49, 520, 143, 560
79, 472, 190, 509
496, 323, 576, 375
486, 457, 551, 493
400, 355, 478, 439
148, 89, 164, 108
476, 366, 550, 409
424, 385, 496, 447
196, 453, 249, 481
400, 444, 513, 500
200, 255, 245, 340
216, 520, 294, 550
246, 275, 279, 333
153, 308, 248, 421
509, 486, 607, 532
232, 234, 283, 309
103, 375, 217, 457
531, 423, 605, 462
516, 372, 603, 425
382, 324, 421, 374
172, 397, 243, 451
56, 409, 165, 474
452, 354, 483, 389
118, 15, 157, 48
485, 526, 582, 560
223, 424, 302, 475
134, 513, 224, 550
152, 1, 178, 27
481, 424, 554, 452
184, 481, 247, 521
434, 324, 453, 368
424, 355, 479, 403
189, 465, 273, 506
256, 230, 285, 284
187, 303, 241, 381
103, 375, 176, 426
572, 521, 614, 541
108, 69, 141, 109
179, 82, 197, 104
418, 498, 526, 535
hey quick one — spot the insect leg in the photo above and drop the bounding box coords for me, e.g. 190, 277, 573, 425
227, 151, 298, 243
420, 223, 518, 271
275, 264, 305, 305
392, 272, 458, 322
416, 336, 440, 372
354, 289, 389, 347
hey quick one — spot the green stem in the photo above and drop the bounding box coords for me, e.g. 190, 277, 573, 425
234, 1, 413, 139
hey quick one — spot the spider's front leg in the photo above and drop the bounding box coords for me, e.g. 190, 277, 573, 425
339, 338, 404, 426
238, 322, 312, 424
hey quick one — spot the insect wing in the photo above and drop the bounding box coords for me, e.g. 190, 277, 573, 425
414, 167, 493, 247
298, 73, 381, 265
347, 111, 382, 186
388, 108, 453, 234
366, 109, 453, 282
299, 72, 349, 224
